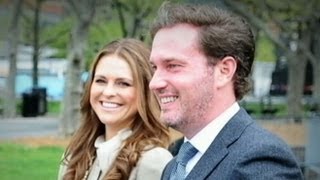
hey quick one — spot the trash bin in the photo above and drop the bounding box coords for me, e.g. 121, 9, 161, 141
32, 87, 47, 115
21, 91, 38, 117
21, 87, 47, 117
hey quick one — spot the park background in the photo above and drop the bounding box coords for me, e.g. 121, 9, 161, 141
0, 0, 319, 179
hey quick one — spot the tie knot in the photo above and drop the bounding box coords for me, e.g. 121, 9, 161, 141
176, 142, 198, 166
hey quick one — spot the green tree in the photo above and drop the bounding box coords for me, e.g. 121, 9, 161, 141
40, 18, 72, 59
223, 0, 320, 120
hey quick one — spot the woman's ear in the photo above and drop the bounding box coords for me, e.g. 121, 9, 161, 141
215, 56, 237, 88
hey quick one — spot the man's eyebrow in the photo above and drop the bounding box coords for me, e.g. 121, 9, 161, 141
163, 58, 187, 65
159, 58, 178, 63
149, 57, 184, 66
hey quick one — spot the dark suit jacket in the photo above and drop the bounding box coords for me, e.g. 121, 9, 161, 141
162, 108, 303, 180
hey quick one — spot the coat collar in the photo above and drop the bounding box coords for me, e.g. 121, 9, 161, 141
186, 108, 253, 180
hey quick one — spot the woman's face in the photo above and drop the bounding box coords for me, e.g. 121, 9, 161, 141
90, 54, 138, 134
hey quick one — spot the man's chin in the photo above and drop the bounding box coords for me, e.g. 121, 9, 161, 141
162, 117, 180, 129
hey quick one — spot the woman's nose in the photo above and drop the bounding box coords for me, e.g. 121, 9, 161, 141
102, 84, 117, 96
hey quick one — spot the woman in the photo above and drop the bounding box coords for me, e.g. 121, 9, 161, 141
58, 38, 172, 180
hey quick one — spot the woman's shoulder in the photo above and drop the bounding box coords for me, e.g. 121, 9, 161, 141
137, 146, 173, 169
142, 146, 173, 161
131, 147, 172, 180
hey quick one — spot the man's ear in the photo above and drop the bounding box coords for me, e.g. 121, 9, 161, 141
215, 56, 237, 88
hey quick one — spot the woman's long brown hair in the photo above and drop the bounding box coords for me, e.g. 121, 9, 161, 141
62, 39, 170, 180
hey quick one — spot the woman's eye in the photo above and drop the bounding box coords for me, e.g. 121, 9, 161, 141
118, 82, 131, 87
94, 79, 105, 83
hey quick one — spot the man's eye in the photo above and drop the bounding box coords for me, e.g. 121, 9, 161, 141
168, 64, 180, 69
151, 64, 157, 70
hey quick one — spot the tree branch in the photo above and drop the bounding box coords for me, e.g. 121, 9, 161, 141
223, 0, 292, 56
224, 0, 318, 66
66, 0, 81, 20
113, 0, 127, 37
39, 28, 70, 48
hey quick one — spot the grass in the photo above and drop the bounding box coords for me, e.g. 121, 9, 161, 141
241, 101, 288, 117
13, 100, 61, 116
240, 100, 317, 119
0, 98, 62, 116
0, 143, 64, 180
46, 100, 62, 115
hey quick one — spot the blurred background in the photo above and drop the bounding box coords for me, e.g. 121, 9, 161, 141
0, 0, 319, 179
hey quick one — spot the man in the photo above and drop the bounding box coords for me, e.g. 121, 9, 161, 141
149, 2, 303, 180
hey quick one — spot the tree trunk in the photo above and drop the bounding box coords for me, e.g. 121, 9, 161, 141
60, 0, 96, 136
287, 26, 311, 121
311, 19, 320, 111
60, 22, 88, 135
287, 53, 306, 122
3, 0, 23, 118
32, 0, 42, 87
313, 61, 320, 110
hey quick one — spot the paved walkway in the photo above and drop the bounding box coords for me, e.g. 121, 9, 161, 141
0, 116, 59, 140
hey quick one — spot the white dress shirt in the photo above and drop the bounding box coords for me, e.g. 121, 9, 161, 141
185, 102, 240, 175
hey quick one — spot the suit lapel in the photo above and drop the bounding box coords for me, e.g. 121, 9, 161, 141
186, 137, 228, 180
161, 158, 176, 180
186, 108, 253, 180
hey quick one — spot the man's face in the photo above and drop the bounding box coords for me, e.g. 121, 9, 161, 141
149, 24, 217, 135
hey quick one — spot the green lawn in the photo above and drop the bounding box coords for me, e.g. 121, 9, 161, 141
0, 98, 62, 116
0, 143, 64, 180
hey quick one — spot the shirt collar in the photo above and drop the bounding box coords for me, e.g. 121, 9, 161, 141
94, 128, 132, 171
188, 102, 240, 154
94, 128, 132, 148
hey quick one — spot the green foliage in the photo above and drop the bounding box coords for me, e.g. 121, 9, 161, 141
255, 32, 276, 62
40, 18, 73, 58
241, 101, 288, 117
0, 143, 64, 180
85, 21, 123, 69
20, 18, 32, 45
1, 0, 183, 69
265, 0, 318, 18
242, 99, 318, 119
0, 11, 9, 40
84, 0, 172, 70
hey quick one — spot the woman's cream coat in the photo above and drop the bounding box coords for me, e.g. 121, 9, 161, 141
58, 129, 172, 180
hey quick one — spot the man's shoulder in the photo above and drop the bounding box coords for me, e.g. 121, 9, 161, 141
218, 108, 294, 155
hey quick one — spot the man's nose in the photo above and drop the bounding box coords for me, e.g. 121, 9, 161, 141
149, 70, 167, 91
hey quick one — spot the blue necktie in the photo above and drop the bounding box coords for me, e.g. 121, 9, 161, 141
170, 141, 198, 180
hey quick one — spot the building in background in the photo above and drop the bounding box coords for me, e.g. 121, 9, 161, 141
0, 0, 67, 101
0, 43, 67, 100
